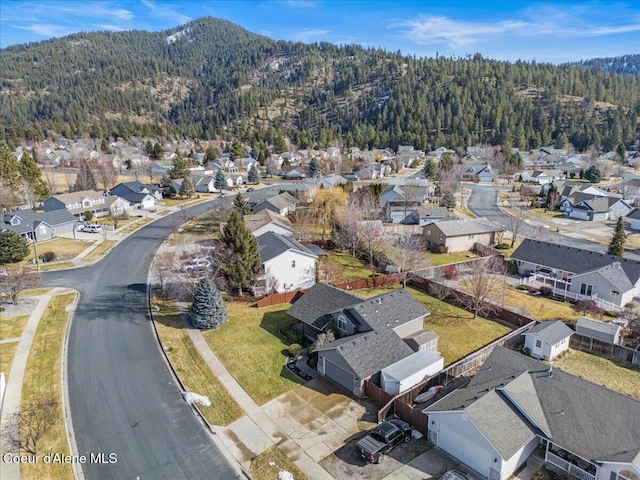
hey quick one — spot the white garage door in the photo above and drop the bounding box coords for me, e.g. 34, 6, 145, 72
323, 357, 355, 393
438, 424, 491, 478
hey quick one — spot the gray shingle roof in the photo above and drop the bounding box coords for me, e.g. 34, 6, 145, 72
434, 217, 503, 237
576, 317, 621, 342
571, 262, 635, 292
348, 288, 430, 331
523, 320, 574, 345
512, 239, 640, 284
243, 210, 293, 233
427, 346, 640, 463
2, 209, 77, 235
286, 283, 362, 330
254, 192, 297, 212
627, 208, 640, 220
257, 232, 317, 263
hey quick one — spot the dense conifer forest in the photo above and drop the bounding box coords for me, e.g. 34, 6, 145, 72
1, 17, 638, 151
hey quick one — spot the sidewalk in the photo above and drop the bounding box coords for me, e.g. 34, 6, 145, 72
184, 323, 333, 479
0, 288, 73, 480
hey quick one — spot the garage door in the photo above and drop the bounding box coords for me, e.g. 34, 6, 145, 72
438, 424, 491, 478
323, 357, 355, 393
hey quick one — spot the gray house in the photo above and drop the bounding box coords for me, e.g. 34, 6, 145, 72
253, 192, 297, 216
1, 209, 77, 241
575, 317, 623, 345
287, 285, 434, 396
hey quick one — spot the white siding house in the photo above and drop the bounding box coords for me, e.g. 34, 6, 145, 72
256, 232, 317, 293
523, 321, 573, 360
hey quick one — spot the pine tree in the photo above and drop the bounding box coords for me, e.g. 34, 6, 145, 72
19, 152, 50, 200
189, 279, 228, 330
230, 140, 245, 162
248, 164, 260, 184
179, 176, 195, 198
584, 165, 602, 183
214, 170, 227, 192
309, 157, 322, 178
0, 230, 30, 264
160, 175, 177, 197
0, 141, 21, 190
205, 146, 218, 163
169, 150, 190, 180
440, 191, 457, 210
273, 135, 287, 154
220, 211, 260, 295
608, 217, 626, 257
422, 159, 437, 180
233, 192, 252, 215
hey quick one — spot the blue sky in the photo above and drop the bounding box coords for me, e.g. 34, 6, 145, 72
1, 0, 638, 62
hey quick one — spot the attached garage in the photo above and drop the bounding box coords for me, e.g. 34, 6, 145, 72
322, 357, 355, 393
438, 424, 491, 477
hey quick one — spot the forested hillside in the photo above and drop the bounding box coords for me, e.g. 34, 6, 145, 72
1, 17, 638, 152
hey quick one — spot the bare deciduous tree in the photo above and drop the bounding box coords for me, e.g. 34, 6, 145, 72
95, 162, 119, 190
2, 395, 60, 455
43, 168, 59, 195
457, 256, 506, 318
0, 267, 42, 304
393, 234, 430, 287
507, 205, 528, 247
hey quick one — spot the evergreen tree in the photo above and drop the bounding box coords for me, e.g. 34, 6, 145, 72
189, 279, 228, 330
233, 192, 252, 215
616, 143, 626, 162
205, 146, 218, 163
0, 141, 21, 190
74, 159, 97, 191
169, 150, 189, 179
422, 159, 437, 180
230, 140, 245, 162
440, 191, 457, 210
309, 157, 322, 178
0, 230, 30, 264
220, 210, 260, 295
179, 175, 195, 198
608, 217, 626, 257
248, 164, 260, 184
214, 170, 227, 192
265, 158, 276, 177
583, 165, 602, 183
273, 135, 287, 154
160, 174, 177, 197
19, 152, 50, 200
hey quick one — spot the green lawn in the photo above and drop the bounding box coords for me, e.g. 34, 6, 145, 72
319, 251, 376, 283
203, 300, 303, 405
152, 296, 244, 426
503, 287, 588, 322
427, 251, 477, 267
356, 285, 512, 364
554, 349, 640, 399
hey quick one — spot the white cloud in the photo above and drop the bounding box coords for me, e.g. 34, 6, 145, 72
289, 28, 329, 42
94, 24, 126, 32
14, 23, 79, 38
141, 0, 191, 25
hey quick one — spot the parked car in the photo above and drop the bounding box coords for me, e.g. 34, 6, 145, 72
246, 187, 255, 192
355, 419, 411, 464
78, 224, 102, 233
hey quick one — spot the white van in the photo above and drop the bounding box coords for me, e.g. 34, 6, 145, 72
80, 224, 102, 233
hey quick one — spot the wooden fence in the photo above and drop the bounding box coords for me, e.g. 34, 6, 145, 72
255, 290, 305, 308
333, 273, 402, 291
571, 334, 640, 366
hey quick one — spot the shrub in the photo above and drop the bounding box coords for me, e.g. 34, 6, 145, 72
83, 210, 94, 222
539, 286, 553, 297
288, 343, 302, 357
495, 243, 511, 250
281, 326, 304, 344
42, 251, 56, 262
443, 265, 458, 280
517, 284, 532, 291
507, 260, 519, 275
605, 310, 620, 318
522, 347, 531, 356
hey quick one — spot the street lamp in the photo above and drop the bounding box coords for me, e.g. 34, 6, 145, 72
31, 222, 40, 273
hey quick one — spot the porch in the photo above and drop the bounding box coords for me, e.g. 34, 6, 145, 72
544, 442, 598, 480
520, 272, 621, 312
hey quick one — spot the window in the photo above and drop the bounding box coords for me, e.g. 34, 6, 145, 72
535, 339, 542, 348
337, 314, 347, 331
611, 290, 620, 296
468, 233, 475, 239
425, 229, 431, 236
291, 260, 296, 268
580, 283, 593, 296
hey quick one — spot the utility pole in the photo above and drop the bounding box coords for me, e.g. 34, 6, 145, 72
31, 222, 40, 273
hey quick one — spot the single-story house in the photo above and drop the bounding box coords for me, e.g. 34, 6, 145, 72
519, 169, 565, 184
562, 195, 631, 221
426, 346, 640, 480
303, 174, 349, 190
356, 162, 392, 180
523, 320, 573, 360
380, 184, 430, 206
111, 181, 162, 204
236, 157, 257, 171
43, 190, 131, 218
559, 184, 608, 204
1, 209, 77, 241
243, 210, 294, 238
255, 232, 317, 294
461, 164, 497, 183
423, 218, 504, 253
283, 167, 307, 180
385, 205, 451, 225
511, 239, 640, 307
625, 208, 640, 231
253, 192, 297, 216
287, 285, 435, 396
575, 316, 623, 345
191, 175, 216, 193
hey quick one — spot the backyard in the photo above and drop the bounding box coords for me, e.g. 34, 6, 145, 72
554, 349, 640, 399
203, 300, 304, 405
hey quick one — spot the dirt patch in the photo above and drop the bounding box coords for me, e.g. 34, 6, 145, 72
1, 297, 38, 317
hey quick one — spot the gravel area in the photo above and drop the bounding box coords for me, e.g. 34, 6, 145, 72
1, 298, 39, 317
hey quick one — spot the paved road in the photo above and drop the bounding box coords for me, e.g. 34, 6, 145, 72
44, 200, 240, 480
466, 184, 640, 260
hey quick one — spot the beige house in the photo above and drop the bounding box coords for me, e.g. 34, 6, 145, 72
423, 218, 503, 253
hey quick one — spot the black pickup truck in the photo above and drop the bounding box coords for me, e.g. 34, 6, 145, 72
355, 419, 412, 464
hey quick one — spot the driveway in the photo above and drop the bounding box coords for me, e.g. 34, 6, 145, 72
262, 377, 378, 462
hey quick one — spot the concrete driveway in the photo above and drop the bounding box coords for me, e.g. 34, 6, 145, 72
262, 377, 378, 462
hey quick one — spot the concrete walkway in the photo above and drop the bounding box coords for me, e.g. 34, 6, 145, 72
0, 288, 73, 480
0, 337, 21, 345
184, 324, 334, 479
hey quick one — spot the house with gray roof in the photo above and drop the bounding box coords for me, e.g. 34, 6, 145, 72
563, 194, 631, 221
43, 190, 131, 218
385, 204, 450, 225
512, 239, 640, 307
425, 346, 640, 480
461, 164, 497, 183
288, 286, 436, 396
255, 232, 317, 294
523, 320, 573, 360
1, 209, 77, 241
575, 317, 623, 345
243, 210, 294, 238
423, 217, 504, 253
253, 192, 297, 216
110, 181, 160, 209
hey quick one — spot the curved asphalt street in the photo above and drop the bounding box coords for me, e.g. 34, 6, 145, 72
44, 200, 240, 480
466, 184, 640, 260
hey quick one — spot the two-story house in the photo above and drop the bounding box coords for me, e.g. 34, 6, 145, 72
43, 190, 131, 218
